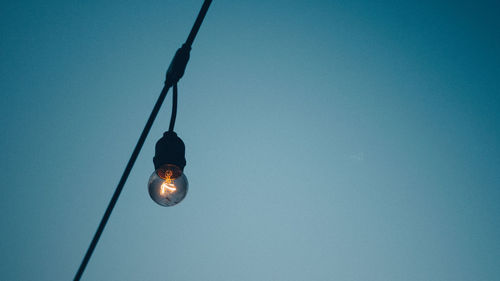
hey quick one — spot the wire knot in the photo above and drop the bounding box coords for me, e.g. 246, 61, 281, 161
165, 44, 191, 86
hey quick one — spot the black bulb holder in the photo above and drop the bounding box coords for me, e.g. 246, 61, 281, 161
153, 131, 186, 171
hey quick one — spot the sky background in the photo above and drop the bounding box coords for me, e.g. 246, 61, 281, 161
1, 0, 499, 280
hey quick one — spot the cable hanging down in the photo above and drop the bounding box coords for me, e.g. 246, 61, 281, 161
169, 83, 178, 132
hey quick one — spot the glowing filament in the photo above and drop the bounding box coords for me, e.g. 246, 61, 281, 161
161, 181, 176, 195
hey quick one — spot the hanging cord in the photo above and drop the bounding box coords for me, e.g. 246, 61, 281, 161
169, 83, 178, 132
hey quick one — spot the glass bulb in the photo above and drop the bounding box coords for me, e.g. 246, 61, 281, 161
148, 164, 188, 207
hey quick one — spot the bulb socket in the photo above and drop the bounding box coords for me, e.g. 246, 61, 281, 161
153, 131, 186, 171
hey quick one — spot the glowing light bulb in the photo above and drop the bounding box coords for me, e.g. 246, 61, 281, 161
148, 164, 188, 207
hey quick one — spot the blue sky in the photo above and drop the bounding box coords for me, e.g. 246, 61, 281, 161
1, 0, 499, 280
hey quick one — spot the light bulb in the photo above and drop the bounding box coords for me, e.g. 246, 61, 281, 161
148, 164, 188, 207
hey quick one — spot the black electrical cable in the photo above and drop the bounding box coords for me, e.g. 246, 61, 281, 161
73, 1, 212, 280
73, 84, 170, 281
169, 83, 178, 132
186, 0, 213, 48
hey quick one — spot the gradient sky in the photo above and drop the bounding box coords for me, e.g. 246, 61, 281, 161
1, 0, 499, 280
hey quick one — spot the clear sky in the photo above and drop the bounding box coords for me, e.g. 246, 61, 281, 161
1, 0, 499, 280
